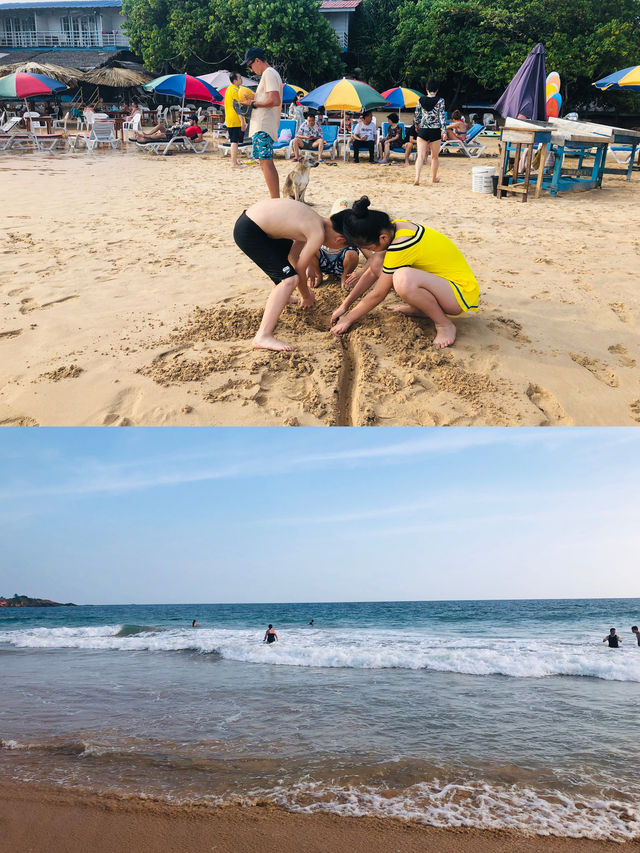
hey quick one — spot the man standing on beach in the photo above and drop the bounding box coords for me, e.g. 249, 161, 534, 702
242, 46, 283, 198
224, 72, 246, 170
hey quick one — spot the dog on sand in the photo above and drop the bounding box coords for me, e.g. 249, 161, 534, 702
283, 151, 313, 202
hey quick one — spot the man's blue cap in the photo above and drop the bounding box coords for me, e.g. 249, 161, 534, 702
242, 46, 265, 65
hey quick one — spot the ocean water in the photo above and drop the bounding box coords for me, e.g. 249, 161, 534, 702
1, 599, 639, 840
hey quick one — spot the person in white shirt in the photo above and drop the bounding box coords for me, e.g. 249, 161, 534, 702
242, 46, 283, 197
351, 111, 377, 163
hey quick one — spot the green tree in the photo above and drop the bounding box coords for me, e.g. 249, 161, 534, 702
386, 0, 640, 106
122, 0, 344, 85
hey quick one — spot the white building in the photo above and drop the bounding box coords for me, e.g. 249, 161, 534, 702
0, 0, 128, 49
0, 0, 361, 54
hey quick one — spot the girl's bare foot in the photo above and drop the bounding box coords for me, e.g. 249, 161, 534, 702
413, 178, 420, 186
432, 177, 440, 183
433, 321, 456, 348
388, 304, 427, 317
252, 334, 294, 352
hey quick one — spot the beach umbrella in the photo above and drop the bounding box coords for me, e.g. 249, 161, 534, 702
198, 70, 257, 90
593, 65, 640, 93
301, 78, 388, 160
381, 86, 422, 109
0, 61, 82, 87
144, 74, 221, 114
301, 78, 387, 112
494, 43, 547, 121
0, 71, 67, 122
0, 71, 67, 100
84, 67, 153, 87
282, 83, 308, 104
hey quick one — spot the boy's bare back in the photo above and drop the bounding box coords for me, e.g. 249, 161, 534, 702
246, 198, 325, 245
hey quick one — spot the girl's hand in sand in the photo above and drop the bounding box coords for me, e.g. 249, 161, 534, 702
331, 317, 352, 335
344, 269, 362, 289
307, 267, 319, 289
331, 305, 347, 324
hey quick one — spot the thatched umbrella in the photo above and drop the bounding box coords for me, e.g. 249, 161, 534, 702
0, 61, 83, 86
83, 67, 152, 87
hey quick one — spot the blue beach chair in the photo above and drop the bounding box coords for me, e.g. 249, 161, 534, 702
440, 123, 486, 158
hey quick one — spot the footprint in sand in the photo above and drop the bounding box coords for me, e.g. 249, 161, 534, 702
630, 400, 640, 423
0, 416, 39, 426
0, 329, 22, 339
608, 344, 636, 368
526, 384, 572, 425
19, 298, 37, 314
102, 413, 134, 426
609, 302, 632, 323
487, 316, 531, 344
569, 353, 619, 387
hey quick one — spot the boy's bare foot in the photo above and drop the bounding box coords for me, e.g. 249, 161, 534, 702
388, 304, 427, 317
433, 321, 456, 348
252, 334, 294, 352
432, 177, 440, 183
413, 178, 420, 185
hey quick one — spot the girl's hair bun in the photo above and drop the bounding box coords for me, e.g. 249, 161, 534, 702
352, 196, 371, 217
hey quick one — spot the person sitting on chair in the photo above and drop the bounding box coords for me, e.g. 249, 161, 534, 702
446, 110, 468, 140
291, 111, 324, 165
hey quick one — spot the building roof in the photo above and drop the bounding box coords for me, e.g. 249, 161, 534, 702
0, 0, 121, 8
320, 0, 361, 8
0, 48, 129, 70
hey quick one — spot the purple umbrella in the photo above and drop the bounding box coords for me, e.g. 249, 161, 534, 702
494, 43, 547, 122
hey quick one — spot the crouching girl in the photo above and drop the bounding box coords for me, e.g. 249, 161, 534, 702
330, 196, 478, 348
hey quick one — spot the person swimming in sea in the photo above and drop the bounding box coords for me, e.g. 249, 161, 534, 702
264, 624, 278, 644
603, 628, 621, 647
309, 619, 314, 626
192, 619, 199, 627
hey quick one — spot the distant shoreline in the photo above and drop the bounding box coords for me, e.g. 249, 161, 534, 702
0, 595, 76, 608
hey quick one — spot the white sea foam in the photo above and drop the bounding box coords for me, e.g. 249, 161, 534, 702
1, 625, 640, 682
248, 779, 640, 842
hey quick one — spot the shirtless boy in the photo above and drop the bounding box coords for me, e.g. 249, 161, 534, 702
233, 198, 349, 351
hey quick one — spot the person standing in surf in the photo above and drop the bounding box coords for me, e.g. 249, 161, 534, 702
603, 628, 621, 647
264, 624, 278, 644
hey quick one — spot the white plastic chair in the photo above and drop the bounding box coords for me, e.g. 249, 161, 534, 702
71, 119, 120, 151
482, 112, 497, 130
123, 111, 142, 141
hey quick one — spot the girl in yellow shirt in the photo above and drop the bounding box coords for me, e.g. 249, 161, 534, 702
330, 196, 479, 348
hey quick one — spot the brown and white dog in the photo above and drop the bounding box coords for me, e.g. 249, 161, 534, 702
283, 151, 313, 202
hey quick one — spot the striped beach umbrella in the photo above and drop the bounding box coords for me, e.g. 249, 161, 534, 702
301, 78, 387, 112
144, 74, 221, 112
211, 84, 255, 106
381, 87, 422, 109
593, 65, 640, 93
0, 71, 67, 100
282, 83, 308, 104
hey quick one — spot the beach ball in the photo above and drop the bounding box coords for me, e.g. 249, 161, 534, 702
546, 71, 560, 90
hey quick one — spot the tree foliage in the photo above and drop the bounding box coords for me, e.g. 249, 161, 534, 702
352, 0, 640, 106
122, 0, 344, 86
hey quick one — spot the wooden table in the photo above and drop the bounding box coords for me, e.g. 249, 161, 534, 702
503, 118, 610, 198
498, 127, 551, 201
549, 117, 640, 182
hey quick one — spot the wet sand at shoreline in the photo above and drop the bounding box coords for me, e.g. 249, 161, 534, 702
1, 140, 638, 426
2, 781, 638, 853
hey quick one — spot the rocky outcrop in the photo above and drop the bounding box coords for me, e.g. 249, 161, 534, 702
0, 594, 76, 607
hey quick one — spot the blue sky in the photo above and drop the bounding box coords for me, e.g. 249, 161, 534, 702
1, 428, 638, 604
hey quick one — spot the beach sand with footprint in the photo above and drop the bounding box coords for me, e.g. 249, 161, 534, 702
0, 139, 638, 426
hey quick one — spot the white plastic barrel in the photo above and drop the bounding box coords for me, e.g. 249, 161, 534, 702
471, 165, 495, 193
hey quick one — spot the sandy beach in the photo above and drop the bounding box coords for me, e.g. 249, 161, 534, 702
2, 781, 638, 853
1, 139, 638, 426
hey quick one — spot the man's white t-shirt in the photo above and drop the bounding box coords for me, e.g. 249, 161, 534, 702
249, 66, 283, 141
